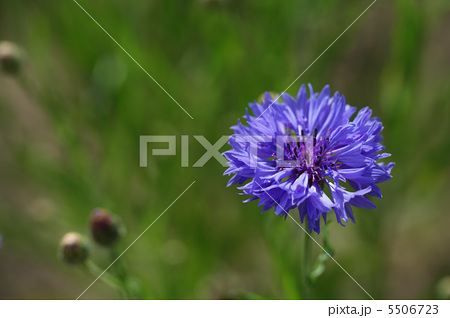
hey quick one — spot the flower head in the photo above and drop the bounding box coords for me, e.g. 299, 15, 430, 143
0, 41, 24, 75
90, 208, 121, 247
223, 84, 394, 233
59, 232, 89, 264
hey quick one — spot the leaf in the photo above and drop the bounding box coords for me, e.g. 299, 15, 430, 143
309, 222, 334, 283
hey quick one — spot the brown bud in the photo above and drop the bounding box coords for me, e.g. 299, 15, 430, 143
90, 208, 121, 246
59, 232, 89, 265
0, 41, 23, 75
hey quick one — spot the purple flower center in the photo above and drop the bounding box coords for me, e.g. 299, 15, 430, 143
278, 128, 338, 186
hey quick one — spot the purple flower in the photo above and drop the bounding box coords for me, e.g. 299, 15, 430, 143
223, 84, 394, 234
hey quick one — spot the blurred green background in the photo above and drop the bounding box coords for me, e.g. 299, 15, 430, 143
1, 0, 450, 299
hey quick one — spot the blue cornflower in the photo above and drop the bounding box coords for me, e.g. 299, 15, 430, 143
223, 84, 394, 233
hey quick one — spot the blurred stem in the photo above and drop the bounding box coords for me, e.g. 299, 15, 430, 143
82, 253, 145, 299
110, 249, 132, 299
82, 261, 121, 289
301, 220, 311, 299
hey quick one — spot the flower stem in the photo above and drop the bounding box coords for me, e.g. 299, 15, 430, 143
301, 221, 311, 299
82, 261, 122, 290
110, 249, 132, 299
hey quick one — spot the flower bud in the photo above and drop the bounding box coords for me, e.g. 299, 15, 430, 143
59, 232, 89, 264
0, 41, 23, 75
90, 208, 121, 246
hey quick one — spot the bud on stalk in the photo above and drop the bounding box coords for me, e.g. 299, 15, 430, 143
59, 232, 89, 265
0, 41, 24, 75
90, 208, 121, 247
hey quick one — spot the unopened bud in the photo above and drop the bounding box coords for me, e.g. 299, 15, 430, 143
59, 232, 89, 264
90, 208, 121, 246
0, 41, 23, 75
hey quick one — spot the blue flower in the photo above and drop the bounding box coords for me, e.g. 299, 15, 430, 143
223, 84, 394, 234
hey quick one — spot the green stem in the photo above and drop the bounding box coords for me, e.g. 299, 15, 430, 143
82, 254, 143, 299
110, 249, 132, 299
301, 221, 311, 299
82, 261, 122, 289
